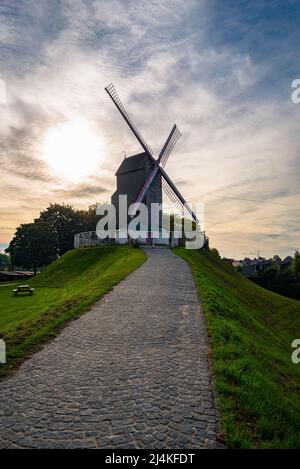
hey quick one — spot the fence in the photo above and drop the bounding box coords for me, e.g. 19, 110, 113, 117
73, 231, 180, 248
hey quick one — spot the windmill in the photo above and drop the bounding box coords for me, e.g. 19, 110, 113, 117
105, 83, 206, 246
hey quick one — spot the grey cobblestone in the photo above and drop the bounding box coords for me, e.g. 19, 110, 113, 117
0, 248, 220, 448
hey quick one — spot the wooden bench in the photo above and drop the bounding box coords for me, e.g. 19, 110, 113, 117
12, 285, 35, 296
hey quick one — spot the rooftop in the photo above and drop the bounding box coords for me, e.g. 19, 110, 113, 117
116, 152, 152, 176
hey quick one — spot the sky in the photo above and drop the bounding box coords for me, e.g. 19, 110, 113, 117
0, 0, 299, 259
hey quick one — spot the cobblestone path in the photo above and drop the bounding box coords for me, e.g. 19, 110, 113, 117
0, 249, 220, 449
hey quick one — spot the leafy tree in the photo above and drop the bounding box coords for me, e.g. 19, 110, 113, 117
250, 259, 300, 300
37, 203, 82, 256
6, 222, 58, 275
36, 203, 101, 255
291, 250, 300, 281
77, 204, 101, 233
210, 248, 220, 259
260, 264, 280, 283
0, 253, 10, 270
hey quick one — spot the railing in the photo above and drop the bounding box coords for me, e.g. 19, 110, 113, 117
74, 231, 106, 248
73, 231, 175, 248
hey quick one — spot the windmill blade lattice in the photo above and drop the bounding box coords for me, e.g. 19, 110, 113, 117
160, 125, 182, 168
129, 124, 181, 209
162, 178, 194, 221
105, 83, 154, 158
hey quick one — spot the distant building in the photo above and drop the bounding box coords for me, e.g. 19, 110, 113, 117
228, 254, 292, 278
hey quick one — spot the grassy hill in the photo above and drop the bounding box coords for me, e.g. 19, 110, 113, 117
0, 246, 145, 379
175, 248, 300, 448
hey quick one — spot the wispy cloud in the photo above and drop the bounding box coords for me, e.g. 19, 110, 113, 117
0, 0, 299, 257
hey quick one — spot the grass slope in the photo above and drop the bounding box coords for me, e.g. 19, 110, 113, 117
0, 246, 145, 379
175, 248, 300, 448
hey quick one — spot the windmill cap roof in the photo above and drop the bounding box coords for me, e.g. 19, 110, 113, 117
116, 152, 152, 175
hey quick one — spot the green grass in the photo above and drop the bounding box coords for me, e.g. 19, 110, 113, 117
0, 246, 146, 379
175, 248, 300, 448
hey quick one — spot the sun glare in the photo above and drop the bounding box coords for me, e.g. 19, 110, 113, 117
42, 119, 104, 181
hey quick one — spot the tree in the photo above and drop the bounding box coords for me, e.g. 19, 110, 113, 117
36, 203, 101, 255
249, 255, 300, 300
291, 250, 300, 281
210, 248, 220, 259
0, 253, 10, 270
37, 203, 81, 256
6, 222, 58, 274
77, 204, 101, 233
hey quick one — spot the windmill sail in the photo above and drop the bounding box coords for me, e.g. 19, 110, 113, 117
105, 83, 154, 158
130, 124, 180, 211
159, 125, 182, 168
160, 167, 200, 224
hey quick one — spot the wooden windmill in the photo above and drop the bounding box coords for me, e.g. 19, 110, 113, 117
105, 83, 202, 244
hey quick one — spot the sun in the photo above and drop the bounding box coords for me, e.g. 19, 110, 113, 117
42, 119, 104, 181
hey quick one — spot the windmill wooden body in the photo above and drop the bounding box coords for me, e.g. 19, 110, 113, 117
111, 151, 162, 232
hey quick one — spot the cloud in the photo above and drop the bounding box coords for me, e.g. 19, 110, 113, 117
0, 0, 299, 257
53, 182, 108, 199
